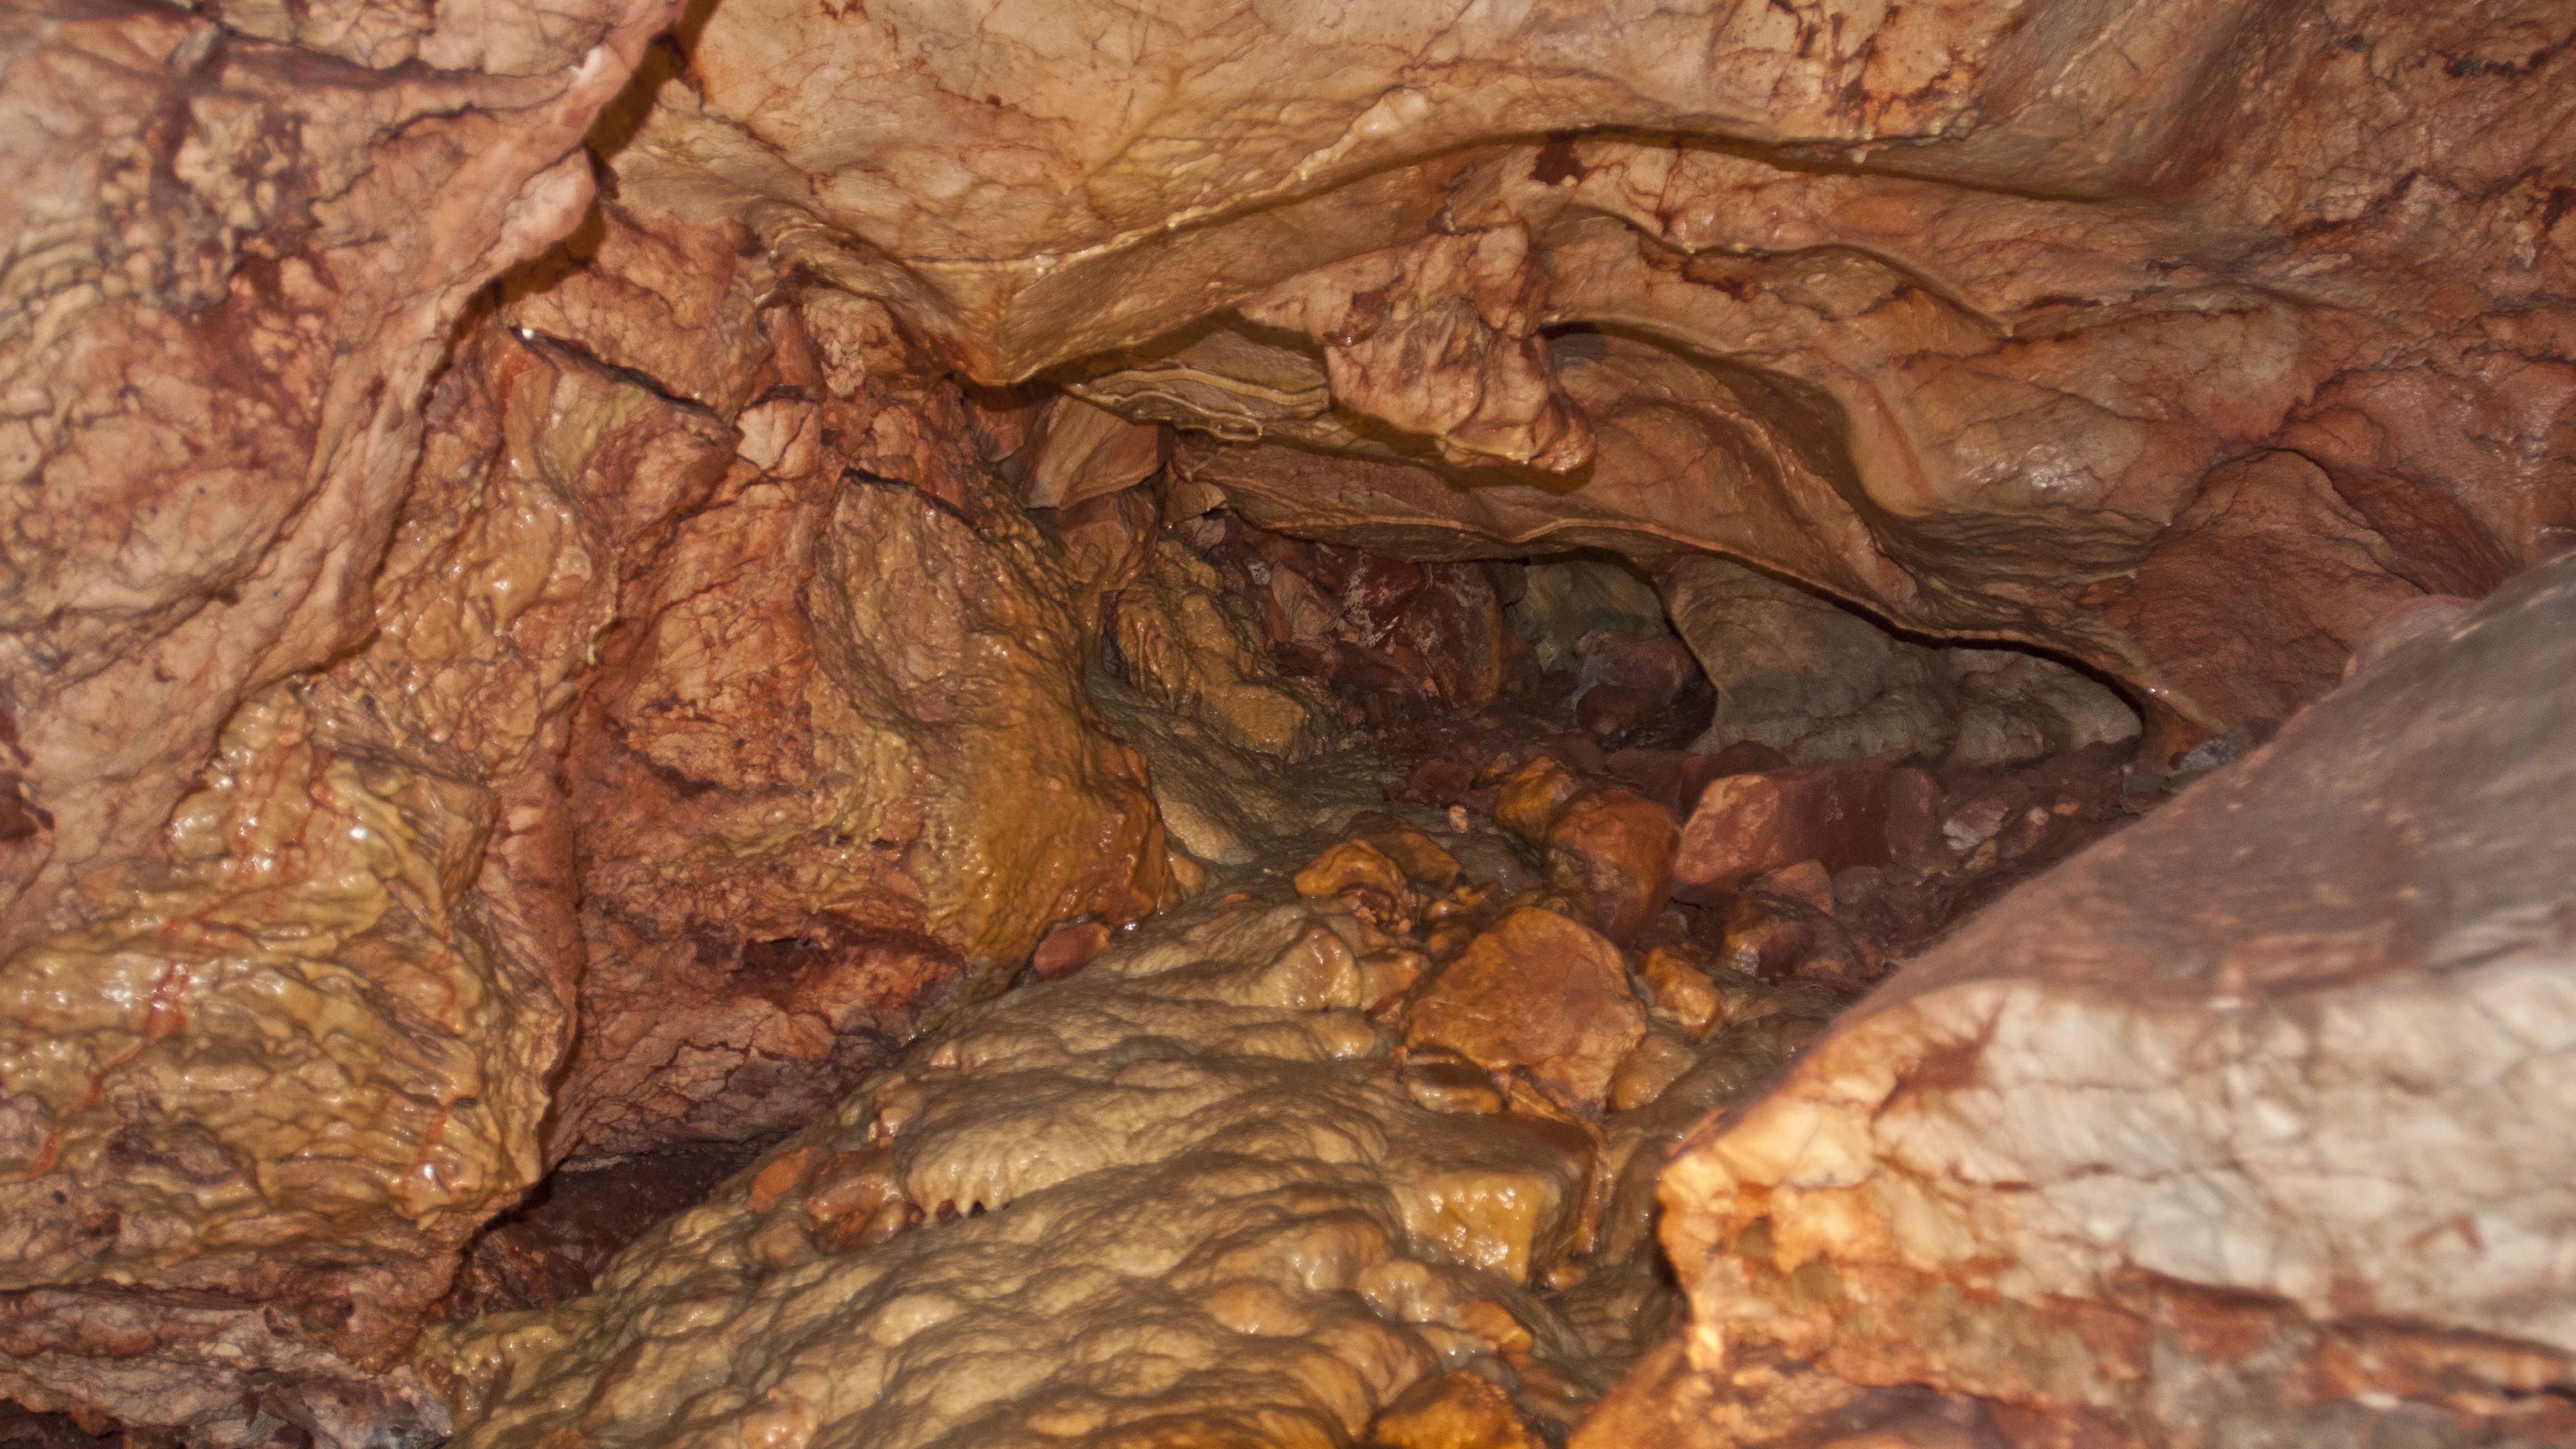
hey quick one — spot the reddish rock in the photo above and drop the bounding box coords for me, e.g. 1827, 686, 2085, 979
1404, 907, 1647, 1113
1573, 631, 1714, 748
1717, 894, 1820, 983
1672, 762, 1894, 902
1544, 790, 1679, 944
1883, 767, 1948, 873
439, 1144, 755, 1321
1030, 919, 1114, 980
1392, 756, 1479, 807
1747, 860, 1836, 914
1402, 562, 1517, 707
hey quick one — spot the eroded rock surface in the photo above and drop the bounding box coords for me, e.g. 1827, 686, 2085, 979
1658, 553, 2576, 1445
427, 823, 1846, 1449
633, 0, 2563, 738
0, 3, 676, 1438
5, 0, 2569, 1438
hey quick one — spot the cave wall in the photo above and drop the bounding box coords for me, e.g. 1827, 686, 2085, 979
1, 0, 2570, 1440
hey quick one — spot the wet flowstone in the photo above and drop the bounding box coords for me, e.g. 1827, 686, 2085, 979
424, 803, 1851, 1447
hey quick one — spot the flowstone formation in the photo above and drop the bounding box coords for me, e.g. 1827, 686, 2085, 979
426, 820, 1848, 1449
2, 0, 2570, 1443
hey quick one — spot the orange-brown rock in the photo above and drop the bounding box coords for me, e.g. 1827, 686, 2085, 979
1673, 764, 1894, 902
1369, 1370, 1542, 1449
1405, 907, 1647, 1113
1544, 790, 1679, 944
1495, 756, 1583, 844
553, 442, 1174, 1158
1746, 861, 1836, 915
1296, 839, 1413, 903
1358, 826, 1467, 893
1659, 555, 2576, 1444
1030, 919, 1115, 981
1637, 948, 1722, 1039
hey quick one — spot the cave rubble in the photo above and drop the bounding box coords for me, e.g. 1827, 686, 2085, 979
2, 0, 2570, 1442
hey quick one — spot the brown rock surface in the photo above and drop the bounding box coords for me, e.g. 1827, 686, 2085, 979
0, 5, 677, 1431
1405, 907, 1648, 1114
1544, 790, 1680, 945
7, 0, 2571, 1436
1659, 554, 2576, 1443
553, 456, 1174, 1157
1673, 764, 1895, 901
1109, 537, 1341, 761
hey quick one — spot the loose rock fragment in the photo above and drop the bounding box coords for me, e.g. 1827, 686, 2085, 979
1405, 907, 1648, 1113
1673, 763, 1893, 900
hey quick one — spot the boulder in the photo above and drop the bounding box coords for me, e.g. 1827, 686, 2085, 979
1544, 790, 1680, 944
1659, 554, 2576, 1444
1672, 763, 1894, 901
1405, 907, 1648, 1113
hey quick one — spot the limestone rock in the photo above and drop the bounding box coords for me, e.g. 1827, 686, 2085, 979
1672, 763, 1894, 901
555, 470, 1176, 1157
1661, 556, 1960, 764
1573, 632, 1716, 751
1021, 395, 1164, 511
1405, 907, 1648, 1114
1109, 537, 1342, 761
1659, 554, 2576, 1444
0, 322, 687, 1440
427, 903, 1597, 1449
1543, 790, 1679, 945
1944, 650, 2141, 770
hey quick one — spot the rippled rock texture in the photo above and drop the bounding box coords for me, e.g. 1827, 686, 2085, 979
593, 0, 2570, 738
427, 843, 1844, 1449
1658, 552, 2576, 1446
4, 0, 2570, 1441
1, 4, 1173, 1435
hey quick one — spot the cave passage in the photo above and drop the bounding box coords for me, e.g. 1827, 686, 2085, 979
2, 0, 2571, 1445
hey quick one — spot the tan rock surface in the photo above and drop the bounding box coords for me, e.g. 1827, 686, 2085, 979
428, 902, 1599, 1449
1659, 554, 2576, 1443
1109, 537, 1342, 762
1405, 907, 1648, 1114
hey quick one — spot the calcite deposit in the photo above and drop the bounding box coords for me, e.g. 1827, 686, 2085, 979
428, 850, 1843, 1449
1658, 552, 2576, 1445
3, 0, 2569, 1440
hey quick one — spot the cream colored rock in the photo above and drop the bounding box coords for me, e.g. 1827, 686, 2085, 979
427, 902, 1596, 1449
1659, 555, 2576, 1443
